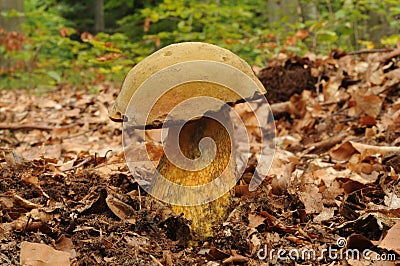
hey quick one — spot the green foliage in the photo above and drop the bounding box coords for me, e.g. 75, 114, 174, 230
140, 0, 272, 65
1, 0, 399, 90
0, 0, 152, 90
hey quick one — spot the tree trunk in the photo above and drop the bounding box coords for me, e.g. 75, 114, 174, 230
299, 0, 317, 23
267, 0, 300, 27
0, 0, 24, 32
0, 0, 24, 72
366, 10, 393, 47
94, 0, 104, 33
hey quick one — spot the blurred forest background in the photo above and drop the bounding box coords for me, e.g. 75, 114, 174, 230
1, 0, 399, 90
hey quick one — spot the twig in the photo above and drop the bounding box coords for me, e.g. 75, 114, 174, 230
63, 125, 102, 139
270, 101, 296, 114
305, 131, 347, 152
0, 123, 76, 131
348, 48, 394, 56
149, 255, 163, 266
377, 48, 400, 63
62, 157, 92, 172
28, 45, 42, 72
138, 183, 142, 211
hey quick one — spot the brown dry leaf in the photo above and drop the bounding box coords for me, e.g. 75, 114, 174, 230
353, 90, 383, 117
329, 141, 356, 161
124, 234, 151, 249
21, 172, 39, 187
20, 241, 70, 266
0, 192, 42, 212
105, 193, 135, 223
299, 184, 324, 214
96, 162, 128, 177
368, 65, 384, 85
259, 211, 298, 233
286, 235, 309, 245
124, 142, 163, 168
248, 213, 266, 228
346, 234, 373, 250
378, 221, 400, 254
95, 100, 110, 123
205, 247, 230, 261
0, 193, 15, 210
57, 160, 75, 172
18, 143, 61, 161
162, 250, 173, 266
313, 207, 335, 222
235, 184, 250, 196
330, 141, 400, 161
297, 167, 343, 212
342, 169, 379, 186
322, 75, 342, 102
55, 235, 77, 259
350, 141, 400, 160
384, 194, 400, 209
271, 162, 295, 195
249, 234, 261, 256
2, 148, 25, 166
13, 194, 43, 209
222, 254, 248, 264
360, 115, 376, 126
252, 148, 275, 189
267, 148, 299, 176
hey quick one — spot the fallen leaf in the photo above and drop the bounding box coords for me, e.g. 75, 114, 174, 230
314, 208, 335, 222
205, 247, 229, 261
330, 141, 400, 161
20, 241, 70, 266
105, 193, 135, 222
248, 213, 266, 228
353, 90, 383, 117
378, 222, 400, 254
299, 184, 324, 214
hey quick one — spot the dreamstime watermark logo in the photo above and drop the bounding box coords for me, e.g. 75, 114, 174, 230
257, 237, 397, 262
122, 59, 276, 206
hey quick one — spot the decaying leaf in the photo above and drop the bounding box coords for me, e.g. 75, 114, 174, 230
20, 241, 70, 266
378, 222, 400, 254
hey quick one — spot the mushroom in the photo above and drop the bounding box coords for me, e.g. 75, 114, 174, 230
109, 42, 266, 238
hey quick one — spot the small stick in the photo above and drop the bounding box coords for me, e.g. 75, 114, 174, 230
305, 131, 347, 152
0, 123, 76, 131
270, 101, 296, 114
377, 48, 400, 63
149, 255, 163, 266
348, 48, 393, 56
62, 157, 92, 172
138, 183, 142, 211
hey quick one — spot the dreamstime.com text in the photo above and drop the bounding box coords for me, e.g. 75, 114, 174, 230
257, 238, 397, 262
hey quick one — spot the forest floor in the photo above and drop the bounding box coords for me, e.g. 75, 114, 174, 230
1, 48, 400, 265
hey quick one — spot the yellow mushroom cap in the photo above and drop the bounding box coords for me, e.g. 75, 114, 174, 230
109, 42, 266, 127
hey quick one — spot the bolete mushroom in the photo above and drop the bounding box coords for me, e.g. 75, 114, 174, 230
109, 42, 267, 238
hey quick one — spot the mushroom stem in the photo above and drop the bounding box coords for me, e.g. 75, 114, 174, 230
150, 108, 235, 238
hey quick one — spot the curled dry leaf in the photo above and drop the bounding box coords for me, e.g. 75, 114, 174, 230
105, 193, 135, 223
20, 241, 70, 266
248, 213, 266, 228
222, 254, 248, 264
378, 221, 400, 254
204, 247, 230, 261
299, 184, 324, 214
330, 141, 400, 161
313, 207, 335, 222
352, 90, 383, 117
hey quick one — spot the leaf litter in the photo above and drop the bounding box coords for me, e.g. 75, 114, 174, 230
1, 48, 400, 265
